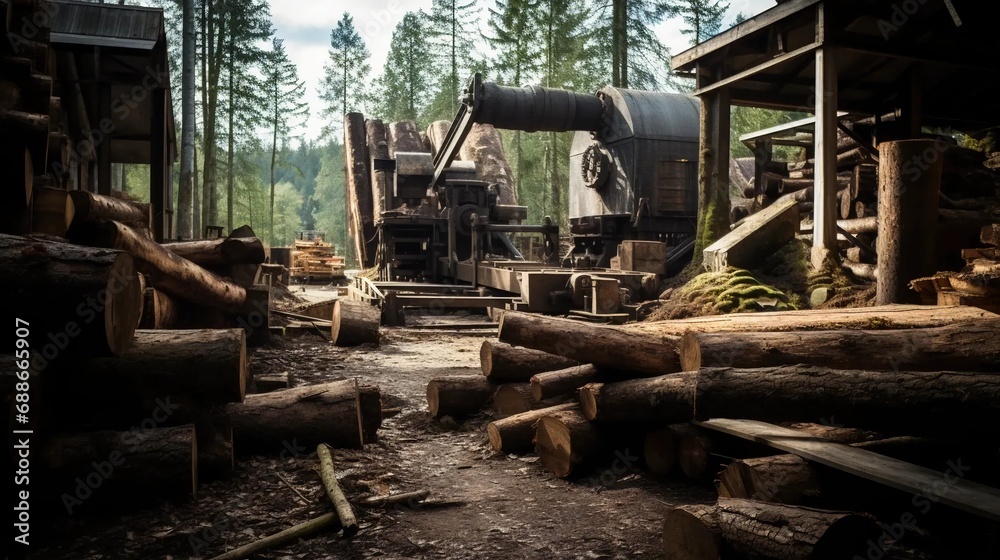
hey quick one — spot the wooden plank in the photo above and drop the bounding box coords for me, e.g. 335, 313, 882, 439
703, 196, 799, 272
696, 419, 1000, 522
693, 43, 820, 97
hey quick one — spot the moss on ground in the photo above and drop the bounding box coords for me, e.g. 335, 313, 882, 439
674, 267, 798, 316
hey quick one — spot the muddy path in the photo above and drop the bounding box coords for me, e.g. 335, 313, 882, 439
27, 325, 713, 560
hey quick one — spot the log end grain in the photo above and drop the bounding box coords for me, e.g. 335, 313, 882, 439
662, 506, 721, 560
578, 383, 601, 421
536, 415, 575, 477
492, 384, 533, 417
480, 339, 494, 377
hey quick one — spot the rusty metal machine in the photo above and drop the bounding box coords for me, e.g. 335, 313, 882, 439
348, 73, 701, 323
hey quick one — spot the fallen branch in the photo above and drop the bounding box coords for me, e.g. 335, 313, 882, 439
360, 489, 431, 508
317, 443, 359, 537
208, 513, 339, 560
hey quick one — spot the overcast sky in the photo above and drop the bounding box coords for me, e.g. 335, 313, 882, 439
270, 0, 777, 140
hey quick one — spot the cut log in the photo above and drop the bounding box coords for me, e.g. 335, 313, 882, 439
387, 120, 425, 156
426, 120, 452, 156
316, 443, 359, 537
254, 373, 290, 393
1, 233, 140, 356
140, 287, 180, 329
68, 191, 152, 232
72, 329, 247, 403
876, 140, 943, 304
535, 408, 603, 478
226, 380, 364, 452
702, 196, 799, 272
30, 185, 72, 236
679, 320, 1000, 372
460, 122, 517, 205
331, 300, 381, 346
643, 425, 679, 476
196, 419, 235, 481
0, 146, 33, 233
662, 498, 879, 560
625, 304, 997, 337
344, 112, 373, 266
530, 364, 599, 401
38, 425, 197, 508
499, 311, 680, 376
69, 220, 248, 314
426, 375, 494, 418
164, 236, 266, 267
358, 384, 382, 445
366, 118, 390, 219
694, 366, 1000, 436
842, 259, 876, 280
676, 424, 717, 481
492, 383, 537, 417
983, 224, 1000, 247
480, 340, 579, 381
486, 403, 577, 453
578, 373, 697, 422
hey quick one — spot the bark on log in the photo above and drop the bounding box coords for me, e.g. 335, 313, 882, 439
1, 233, 140, 356
38, 425, 197, 506
358, 384, 382, 445
460, 122, 517, 205
536, 408, 603, 478
486, 403, 577, 453
317, 443, 359, 537
226, 380, 364, 452
387, 120, 425, 156
332, 300, 380, 347
426, 120, 452, 156
643, 425, 679, 476
140, 287, 180, 329
481, 340, 579, 381
499, 311, 680, 376
842, 259, 876, 281
366, 119, 390, 219
164, 236, 265, 268
73, 329, 247, 403
679, 320, 1000, 372
67, 191, 152, 232
530, 364, 599, 401
69, 221, 248, 314
625, 304, 997, 337
579, 373, 697, 422
492, 383, 537, 417
877, 140, 943, 304
426, 375, 495, 418
344, 112, 373, 266
694, 366, 1000, 436
663, 498, 879, 560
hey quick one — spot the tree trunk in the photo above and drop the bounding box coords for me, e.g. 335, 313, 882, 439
68, 191, 152, 231
426, 375, 494, 418
332, 300, 380, 347
70, 329, 247, 403
426, 120, 451, 156
164, 236, 266, 268
662, 498, 879, 560
480, 340, 579, 382
499, 311, 680, 376
578, 373, 697, 423
679, 320, 1000, 372
366, 119, 390, 220
625, 304, 996, 337
460, 123, 517, 205
877, 140, 943, 304
486, 403, 577, 453
69, 220, 248, 314
530, 364, 599, 401
38, 425, 197, 509
226, 379, 364, 452
536, 408, 603, 478
1, 233, 140, 356
344, 112, 373, 266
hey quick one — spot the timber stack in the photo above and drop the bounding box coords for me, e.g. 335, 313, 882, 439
427, 305, 1000, 558
911, 223, 1000, 313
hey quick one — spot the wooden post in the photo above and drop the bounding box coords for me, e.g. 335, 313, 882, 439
812, 43, 839, 268
98, 81, 112, 196
875, 140, 942, 304
694, 79, 730, 259
151, 88, 168, 242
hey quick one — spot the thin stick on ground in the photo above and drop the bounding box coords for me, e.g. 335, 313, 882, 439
317, 443, 359, 537
360, 489, 431, 508
274, 471, 310, 505
207, 513, 339, 560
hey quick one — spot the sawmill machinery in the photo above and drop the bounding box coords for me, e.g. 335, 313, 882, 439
346, 73, 701, 321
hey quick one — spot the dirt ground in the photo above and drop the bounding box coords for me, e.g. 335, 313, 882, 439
26, 311, 713, 560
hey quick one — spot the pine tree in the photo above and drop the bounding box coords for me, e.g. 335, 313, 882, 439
424, 0, 480, 121
665, 0, 730, 45
377, 12, 433, 122
263, 38, 309, 245
594, 0, 677, 91
321, 13, 371, 138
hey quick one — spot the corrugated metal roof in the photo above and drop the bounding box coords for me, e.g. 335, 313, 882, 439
50, 0, 163, 49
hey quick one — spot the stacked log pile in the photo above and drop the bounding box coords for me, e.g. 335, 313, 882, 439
430, 307, 1000, 557
911, 224, 1000, 313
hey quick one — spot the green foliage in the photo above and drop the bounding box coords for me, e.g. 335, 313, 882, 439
730, 106, 809, 159
424, 0, 481, 121
593, 0, 681, 91
677, 268, 798, 315
312, 143, 350, 264
271, 182, 305, 246
664, 0, 730, 45
321, 13, 372, 138
376, 12, 434, 122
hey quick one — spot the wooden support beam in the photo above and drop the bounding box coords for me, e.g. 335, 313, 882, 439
150, 88, 168, 241
812, 44, 839, 268
694, 83, 731, 257
703, 196, 799, 272
696, 419, 1000, 522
